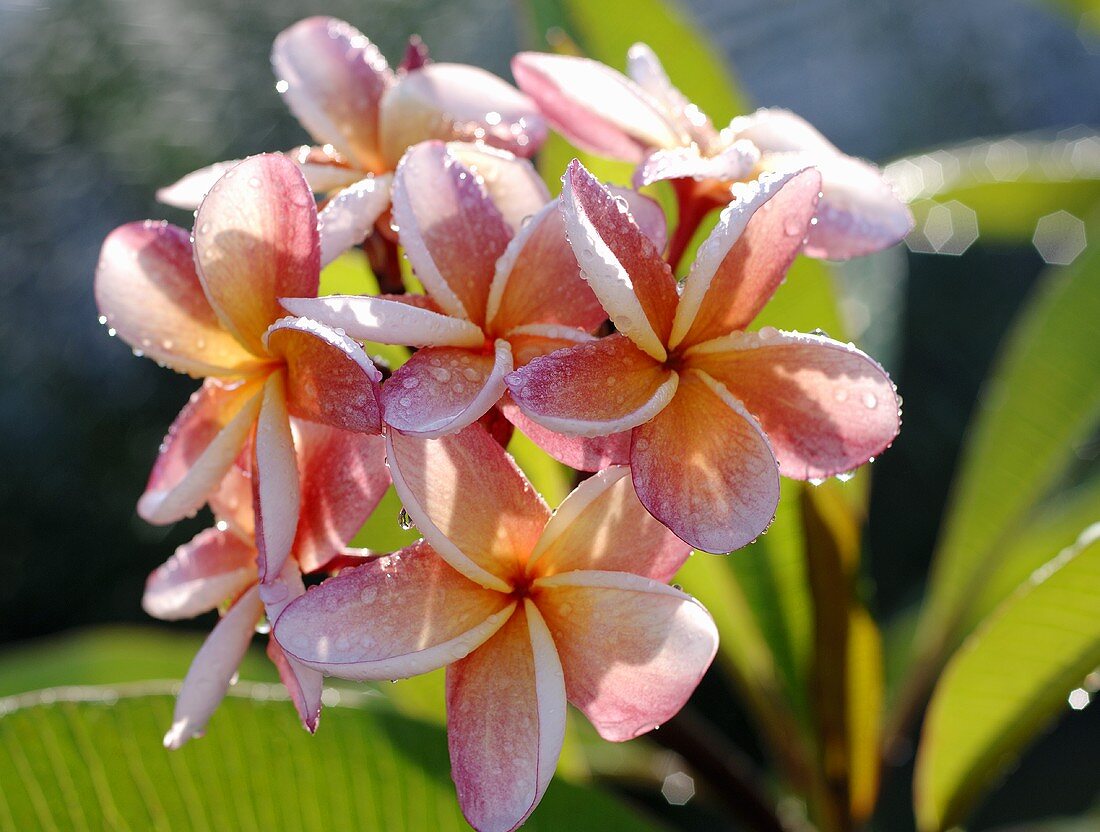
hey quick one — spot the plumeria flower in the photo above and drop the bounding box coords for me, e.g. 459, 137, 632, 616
158, 16, 547, 270
95, 153, 384, 588
503, 161, 901, 553
273, 424, 717, 832
282, 140, 664, 467
512, 43, 913, 261
144, 425, 389, 748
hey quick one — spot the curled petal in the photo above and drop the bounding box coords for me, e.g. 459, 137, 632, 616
498, 397, 631, 473
670, 167, 822, 350
533, 570, 717, 742
163, 585, 262, 749
505, 335, 677, 438
529, 467, 689, 581
272, 16, 393, 171
143, 527, 257, 620
260, 558, 323, 732
318, 174, 393, 266
505, 324, 596, 368
280, 295, 484, 348
512, 52, 680, 162
379, 64, 546, 167
626, 43, 715, 149
95, 222, 261, 377
382, 341, 512, 438
274, 540, 514, 679
138, 379, 263, 525
633, 141, 759, 188
253, 372, 301, 583
631, 370, 779, 553
447, 601, 565, 832
265, 317, 383, 434
561, 160, 679, 359
447, 142, 550, 234
193, 155, 321, 354
392, 142, 512, 325
386, 425, 549, 591
686, 329, 900, 479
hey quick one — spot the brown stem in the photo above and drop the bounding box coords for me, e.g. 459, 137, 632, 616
666, 179, 723, 273
364, 230, 406, 295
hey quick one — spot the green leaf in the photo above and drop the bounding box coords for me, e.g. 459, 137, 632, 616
914, 526, 1100, 831
0, 686, 663, 832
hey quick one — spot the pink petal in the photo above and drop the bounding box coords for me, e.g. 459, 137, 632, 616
669, 167, 822, 350
504, 324, 596, 368
631, 370, 779, 553
273, 540, 515, 679
386, 425, 549, 591
209, 446, 254, 538
279, 295, 484, 348
512, 52, 680, 162
95, 222, 261, 377
265, 316, 383, 434
633, 141, 759, 188
292, 421, 390, 573
504, 335, 677, 438
379, 64, 546, 167
498, 397, 631, 472
447, 601, 565, 832
610, 186, 668, 253
533, 570, 717, 741
625, 43, 715, 150
193, 154, 321, 355
142, 527, 257, 620
318, 173, 393, 266
157, 160, 244, 211
382, 341, 512, 438
272, 16, 393, 171
252, 373, 301, 583
163, 585, 262, 749
138, 379, 263, 525
446, 143, 551, 234
391, 142, 513, 326
267, 637, 324, 733
685, 329, 901, 479
529, 467, 690, 582
561, 160, 680, 360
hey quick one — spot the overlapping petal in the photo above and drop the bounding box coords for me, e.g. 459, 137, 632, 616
142, 527, 257, 620
625, 43, 713, 149
317, 173, 393, 266
634, 142, 759, 188
504, 324, 596, 368
497, 398, 631, 472
281, 295, 484, 348
631, 371, 779, 553
252, 373, 301, 583
686, 329, 900, 479
534, 571, 717, 742
446, 143, 550, 234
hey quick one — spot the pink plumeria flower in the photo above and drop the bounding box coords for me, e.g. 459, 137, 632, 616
95, 154, 384, 586
504, 161, 901, 553
158, 16, 546, 266
512, 43, 913, 261
282, 140, 664, 465
144, 424, 390, 748
273, 424, 717, 832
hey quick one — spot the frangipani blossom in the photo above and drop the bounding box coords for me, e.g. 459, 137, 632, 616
95, 154, 384, 588
274, 424, 716, 832
283, 140, 664, 465
504, 161, 901, 553
512, 44, 913, 261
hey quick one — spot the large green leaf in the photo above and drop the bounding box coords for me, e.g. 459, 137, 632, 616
0, 686, 663, 832
914, 527, 1100, 831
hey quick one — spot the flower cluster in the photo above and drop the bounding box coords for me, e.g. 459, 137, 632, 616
96, 18, 907, 832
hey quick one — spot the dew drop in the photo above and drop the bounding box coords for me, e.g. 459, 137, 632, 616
862, 392, 878, 409
398, 507, 414, 530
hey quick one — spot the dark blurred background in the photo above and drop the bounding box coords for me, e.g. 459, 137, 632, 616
2, 0, 1098, 827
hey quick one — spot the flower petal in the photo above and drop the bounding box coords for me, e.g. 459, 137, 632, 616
631, 370, 779, 553
260, 558, 323, 732
447, 143, 550, 234
379, 64, 546, 167
265, 316, 383, 434
138, 379, 263, 525
209, 448, 254, 538
611, 186, 668, 253
533, 570, 717, 741
279, 294, 484, 348
447, 601, 565, 832
505, 335, 677, 438
669, 167, 822, 350
272, 16, 393, 171
512, 52, 680, 162
95, 222, 262, 377
193, 154, 321, 354
685, 329, 900, 479
253, 372, 301, 583
142, 527, 257, 620
625, 43, 715, 150
504, 324, 596, 368
163, 585, 262, 749
633, 141, 759, 188
498, 397, 631, 473
318, 173, 393, 266
386, 424, 549, 591
529, 467, 690, 581
561, 160, 679, 360
274, 540, 515, 679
